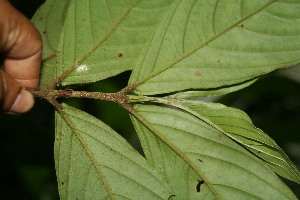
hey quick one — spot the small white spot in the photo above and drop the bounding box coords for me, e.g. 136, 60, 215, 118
76, 64, 89, 72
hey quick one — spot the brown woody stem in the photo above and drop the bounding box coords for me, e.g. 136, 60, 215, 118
28, 87, 132, 110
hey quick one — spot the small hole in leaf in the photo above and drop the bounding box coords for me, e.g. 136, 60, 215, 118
196, 180, 205, 192
118, 53, 123, 58
62, 182, 64, 185
43, 31, 46, 34
198, 159, 203, 162
241, 24, 244, 27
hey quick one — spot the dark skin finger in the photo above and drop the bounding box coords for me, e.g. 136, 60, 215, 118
0, 0, 42, 113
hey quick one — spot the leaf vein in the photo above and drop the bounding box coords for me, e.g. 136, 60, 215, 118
182, 0, 197, 53
264, 8, 300, 21
57, 106, 115, 199
54, 0, 142, 86
66, 113, 169, 187
187, 151, 293, 199
130, 109, 220, 198
133, 0, 278, 87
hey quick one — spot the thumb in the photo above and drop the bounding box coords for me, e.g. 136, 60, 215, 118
0, 70, 34, 113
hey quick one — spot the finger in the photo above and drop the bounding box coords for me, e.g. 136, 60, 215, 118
0, 70, 34, 113
0, 0, 42, 88
4, 50, 41, 88
9, 89, 35, 114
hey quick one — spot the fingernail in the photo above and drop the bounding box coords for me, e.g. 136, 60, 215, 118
9, 89, 34, 113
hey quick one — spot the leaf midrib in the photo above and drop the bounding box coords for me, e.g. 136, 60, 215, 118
67, 113, 172, 193
166, 100, 300, 183
130, 108, 221, 199
171, 101, 300, 177
133, 0, 278, 87
56, 105, 115, 200
135, 105, 295, 199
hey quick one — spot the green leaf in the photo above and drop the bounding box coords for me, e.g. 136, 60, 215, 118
55, 104, 173, 199
131, 105, 298, 199
31, 0, 71, 59
56, 0, 174, 86
168, 100, 300, 183
131, 115, 204, 199
168, 79, 257, 99
129, 0, 300, 96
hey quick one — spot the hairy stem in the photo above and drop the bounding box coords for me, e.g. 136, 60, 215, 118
28, 88, 131, 109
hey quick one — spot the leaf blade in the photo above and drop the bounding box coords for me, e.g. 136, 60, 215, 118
129, 0, 300, 96
168, 78, 257, 99
171, 100, 300, 183
32, 0, 71, 88
131, 104, 298, 199
31, 0, 71, 59
55, 104, 173, 199
56, 0, 175, 86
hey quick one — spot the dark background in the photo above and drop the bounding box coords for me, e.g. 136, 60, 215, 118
0, 0, 299, 199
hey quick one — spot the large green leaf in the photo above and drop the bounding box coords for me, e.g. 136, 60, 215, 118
56, 0, 174, 86
131, 105, 298, 199
129, 0, 300, 96
55, 104, 173, 199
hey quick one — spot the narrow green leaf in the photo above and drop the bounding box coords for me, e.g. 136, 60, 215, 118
56, 0, 174, 85
168, 79, 257, 99
55, 104, 173, 199
129, 0, 300, 96
31, 0, 71, 59
168, 100, 300, 183
131, 105, 298, 199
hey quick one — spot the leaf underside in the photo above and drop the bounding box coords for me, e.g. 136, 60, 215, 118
55, 104, 173, 200
169, 100, 300, 183
31, 0, 71, 87
56, 0, 175, 85
129, 0, 300, 96
32, 0, 71, 59
131, 105, 298, 199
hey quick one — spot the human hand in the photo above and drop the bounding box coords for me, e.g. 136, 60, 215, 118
0, 0, 42, 114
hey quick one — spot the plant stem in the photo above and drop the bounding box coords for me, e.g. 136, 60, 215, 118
28, 88, 129, 107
